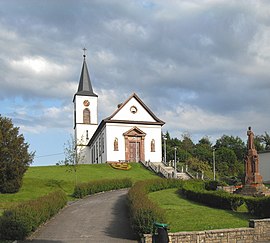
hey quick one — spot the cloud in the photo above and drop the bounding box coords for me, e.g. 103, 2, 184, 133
0, 0, 270, 144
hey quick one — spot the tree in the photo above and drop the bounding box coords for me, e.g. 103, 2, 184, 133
180, 132, 194, 154
215, 135, 246, 161
260, 132, 270, 150
215, 147, 242, 177
194, 136, 213, 164
0, 115, 34, 193
254, 135, 265, 152
60, 135, 85, 185
193, 143, 213, 164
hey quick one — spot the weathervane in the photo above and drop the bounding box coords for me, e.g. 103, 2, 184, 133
83, 48, 87, 58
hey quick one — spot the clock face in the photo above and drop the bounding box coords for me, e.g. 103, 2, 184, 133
83, 100, 90, 107
130, 106, 137, 114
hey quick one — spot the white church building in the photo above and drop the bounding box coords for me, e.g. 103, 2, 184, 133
73, 55, 165, 164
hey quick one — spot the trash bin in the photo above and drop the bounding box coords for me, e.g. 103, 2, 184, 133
152, 222, 169, 243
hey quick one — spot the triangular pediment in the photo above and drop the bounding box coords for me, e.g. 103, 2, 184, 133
123, 127, 146, 137
105, 93, 165, 125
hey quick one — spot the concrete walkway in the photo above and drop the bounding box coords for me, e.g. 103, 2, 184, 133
22, 189, 138, 243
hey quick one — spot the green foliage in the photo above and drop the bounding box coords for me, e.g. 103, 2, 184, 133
73, 178, 132, 198
215, 135, 245, 161
205, 180, 219, 191
245, 196, 270, 218
0, 190, 67, 240
260, 132, 270, 150
0, 115, 34, 193
193, 143, 212, 164
185, 157, 212, 174
181, 181, 244, 211
215, 147, 242, 177
127, 178, 183, 236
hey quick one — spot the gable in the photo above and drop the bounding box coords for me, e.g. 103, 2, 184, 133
104, 93, 165, 125
111, 96, 156, 122
123, 126, 146, 137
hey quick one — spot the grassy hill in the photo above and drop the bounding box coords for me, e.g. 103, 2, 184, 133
0, 163, 158, 212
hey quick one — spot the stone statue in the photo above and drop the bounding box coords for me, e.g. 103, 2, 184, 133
236, 127, 270, 196
245, 126, 262, 184
247, 126, 255, 150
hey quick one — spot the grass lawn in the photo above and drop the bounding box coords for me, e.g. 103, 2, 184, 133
148, 188, 254, 232
0, 163, 158, 212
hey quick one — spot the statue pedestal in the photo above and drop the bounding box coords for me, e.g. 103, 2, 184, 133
235, 184, 270, 197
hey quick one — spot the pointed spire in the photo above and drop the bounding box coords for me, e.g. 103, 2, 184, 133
75, 49, 98, 97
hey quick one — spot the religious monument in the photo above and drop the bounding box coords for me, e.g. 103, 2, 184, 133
236, 127, 270, 196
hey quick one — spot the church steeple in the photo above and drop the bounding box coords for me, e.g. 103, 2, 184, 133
73, 50, 99, 163
75, 52, 98, 97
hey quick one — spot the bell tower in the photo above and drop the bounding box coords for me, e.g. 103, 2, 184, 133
73, 51, 98, 163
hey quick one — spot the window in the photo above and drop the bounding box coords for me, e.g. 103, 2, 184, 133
102, 133, 105, 153
96, 142, 98, 163
99, 137, 101, 156
93, 146, 95, 164
83, 108, 90, 124
151, 139, 155, 152
114, 138, 119, 151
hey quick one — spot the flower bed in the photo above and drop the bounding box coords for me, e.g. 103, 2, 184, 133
110, 162, 132, 170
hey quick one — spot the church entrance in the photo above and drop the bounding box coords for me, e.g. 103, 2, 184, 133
123, 127, 145, 162
129, 141, 140, 162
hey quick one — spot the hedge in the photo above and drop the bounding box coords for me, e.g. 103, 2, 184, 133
73, 178, 133, 198
245, 196, 270, 218
127, 178, 183, 236
180, 181, 244, 211
0, 190, 67, 240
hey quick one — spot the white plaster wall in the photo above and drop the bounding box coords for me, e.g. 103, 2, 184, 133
105, 123, 162, 162
89, 126, 107, 164
75, 95, 98, 124
74, 95, 98, 146
112, 97, 156, 122
77, 145, 90, 164
259, 152, 270, 183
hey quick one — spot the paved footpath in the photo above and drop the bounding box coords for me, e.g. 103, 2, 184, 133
22, 189, 138, 243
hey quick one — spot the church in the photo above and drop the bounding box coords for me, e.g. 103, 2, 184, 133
73, 55, 165, 164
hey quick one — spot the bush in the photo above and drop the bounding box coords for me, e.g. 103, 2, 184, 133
0, 190, 67, 240
73, 178, 132, 198
245, 196, 270, 217
127, 178, 183, 236
181, 181, 244, 211
205, 180, 228, 191
205, 180, 219, 190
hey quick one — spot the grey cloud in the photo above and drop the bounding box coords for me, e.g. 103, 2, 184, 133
0, 0, 270, 139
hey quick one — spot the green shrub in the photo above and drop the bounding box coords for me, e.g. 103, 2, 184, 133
181, 181, 244, 211
73, 178, 132, 198
245, 196, 270, 217
0, 190, 67, 240
205, 180, 228, 191
127, 178, 183, 236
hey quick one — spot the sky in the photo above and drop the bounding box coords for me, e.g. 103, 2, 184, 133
1, 0, 270, 166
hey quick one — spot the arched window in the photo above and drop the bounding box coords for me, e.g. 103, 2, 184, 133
151, 139, 155, 152
114, 138, 119, 151
83, 108, 90, 124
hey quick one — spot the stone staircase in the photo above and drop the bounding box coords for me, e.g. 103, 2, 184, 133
140, 161, 193, 180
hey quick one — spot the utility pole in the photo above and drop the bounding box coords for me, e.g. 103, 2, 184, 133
213, 148, 216, 181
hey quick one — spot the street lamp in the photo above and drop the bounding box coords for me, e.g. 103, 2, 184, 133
174, 147, 177, 178
213, 148, 216, 181
163, 135, 167, 165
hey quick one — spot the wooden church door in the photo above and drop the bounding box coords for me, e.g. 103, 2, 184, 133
129, 142, 140, 162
